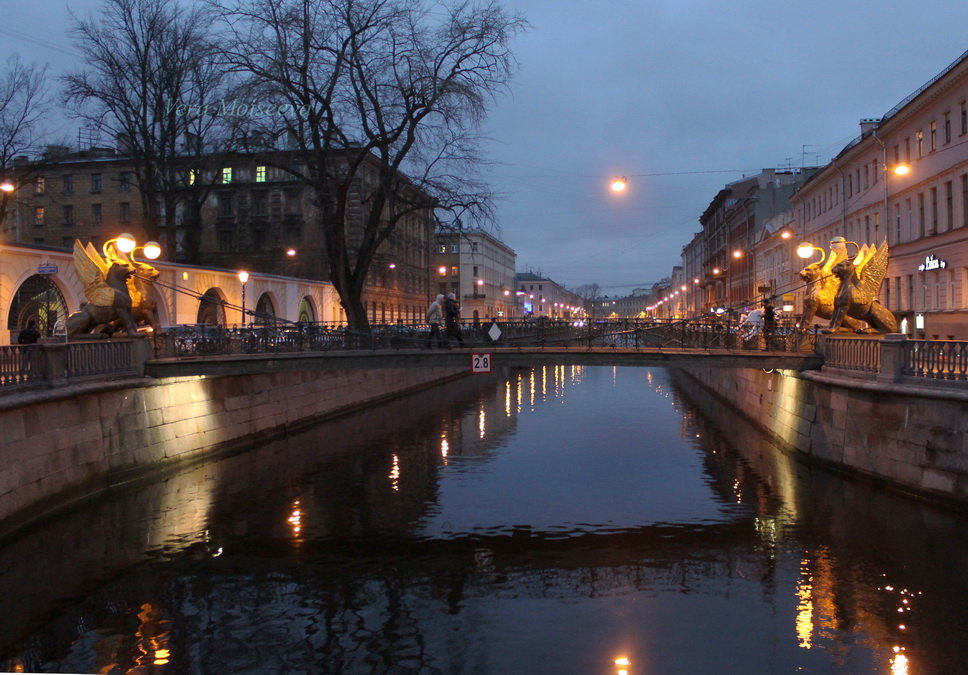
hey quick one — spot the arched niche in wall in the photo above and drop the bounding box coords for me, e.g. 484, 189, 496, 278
297, 296, 316, 323
6, 274, 70, 337
196, 288, 227, 326
254, 292, 277, 325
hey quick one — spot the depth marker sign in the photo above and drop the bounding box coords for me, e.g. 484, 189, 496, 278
471, 353, 492, 373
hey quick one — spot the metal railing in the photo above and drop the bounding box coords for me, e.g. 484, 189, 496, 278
149, 318, 816, 358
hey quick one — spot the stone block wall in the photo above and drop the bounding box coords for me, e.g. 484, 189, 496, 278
676, 367, 968, 506
0, 365, 464, 534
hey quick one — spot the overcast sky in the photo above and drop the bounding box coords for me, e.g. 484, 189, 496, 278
4, 0, 968, 294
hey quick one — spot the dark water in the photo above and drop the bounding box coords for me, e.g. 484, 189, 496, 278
2, 366, 967, 674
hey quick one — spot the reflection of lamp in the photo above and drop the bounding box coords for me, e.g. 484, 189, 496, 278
237, 270, 249, 326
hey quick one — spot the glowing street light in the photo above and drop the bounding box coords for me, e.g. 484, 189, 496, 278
797, 242, 825, 262
237, 270, 249, 326
610, 176, 628, 193
0, 181, 14, 193
893, 163, 911, 176
732, 249, 744, 259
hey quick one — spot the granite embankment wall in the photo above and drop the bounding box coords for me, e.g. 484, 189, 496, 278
673, 367, 968, 507
0, 365, 465, 536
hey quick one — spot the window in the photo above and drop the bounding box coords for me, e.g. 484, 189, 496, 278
256, 165, 267, 182
91, 203, 101, 224
916, 130, 923, 158
893, 145, 900, 165
35, 176, 44, 194
120, 202, 131, 223
894, 203, 901, 243
217, 230, 234, 251
221, 167, 233, 183
930, 187, 938, 234
63, 175, 73, 194
471, 242, 478, 252
904, 138, 911, 163
451, 266, 458, 276
34, 206, 44, 226
962, 101, 968, 135
930, 121, 937, 151
962, 174, 968, 227
437, 244, 448, 253
944, 112, 952, 144
91, 173, 102, 193
188, 169, 197, 186
119, 172, 131, 192
945, 181, 953, 231
252, 191, 267, 216
473, 265, 478, 276
63, 205, 73, 225
218, 194, 233, 217
450, 243, 459, 253
918, 193, 925, 237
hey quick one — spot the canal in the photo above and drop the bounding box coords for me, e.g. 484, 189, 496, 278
1, 366, 966, 674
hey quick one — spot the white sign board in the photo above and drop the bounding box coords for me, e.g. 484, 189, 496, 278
471, 353, 492, 373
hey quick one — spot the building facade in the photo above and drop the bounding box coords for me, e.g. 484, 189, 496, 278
3, 148, 435, 325
791, 49, 968, 338
515, 272, 585, 320
432, 229, 519, 321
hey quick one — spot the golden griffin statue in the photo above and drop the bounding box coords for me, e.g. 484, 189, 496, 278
66, 237, 162, 339
798, 237, 897, 333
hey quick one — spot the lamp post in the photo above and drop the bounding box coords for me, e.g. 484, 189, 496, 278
237, 270, 249, 326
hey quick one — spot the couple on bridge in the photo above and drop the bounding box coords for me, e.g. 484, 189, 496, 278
426, 293, 464, 348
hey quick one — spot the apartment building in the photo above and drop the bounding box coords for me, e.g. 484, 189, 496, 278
516, 272, 585, 320
792, 48, 968, 338
4, 147, 434, 325
433, 229, 518, 320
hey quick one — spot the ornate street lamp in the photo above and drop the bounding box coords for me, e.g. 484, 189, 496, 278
238, 270, 249, 326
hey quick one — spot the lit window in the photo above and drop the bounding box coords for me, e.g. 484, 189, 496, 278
222, 167, 233, 183
256, 165, 267, 182
35, 176, 45, 194
34, 207, 44, 225
188, 169, 197, 186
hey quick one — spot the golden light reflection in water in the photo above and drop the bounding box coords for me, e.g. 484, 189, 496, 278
516, 373, 523, 413
529, 369, 536, 407
795, 557, 814, 649
542, 365, 547, 398
479, 408, 486, 439
133, 602, 171, 670
891, 646, 910, 675
389, 454, 401, 491
441, 436, 449, 464
614, 655, 631, 675
287, 500, 303, 537
505, 381, 512, 417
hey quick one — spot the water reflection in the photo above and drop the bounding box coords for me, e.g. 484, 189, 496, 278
0, 367, 965, 673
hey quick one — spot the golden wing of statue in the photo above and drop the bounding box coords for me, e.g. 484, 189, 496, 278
73, 239, 116, 307
816, 247, 847, 306
856, 239, 890, 304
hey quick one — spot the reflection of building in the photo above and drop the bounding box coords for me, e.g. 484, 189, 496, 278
3, 146, 434, 325
792, 50, 968, 338
432, 229, 518, 320
515, 272, 585, 319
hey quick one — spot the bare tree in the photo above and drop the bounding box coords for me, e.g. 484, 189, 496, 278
212, 0, 526, 330
64, 0, 236, 258
0, 55, 52, 230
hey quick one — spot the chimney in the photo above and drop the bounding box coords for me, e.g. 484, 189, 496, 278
859, 118, 880, 137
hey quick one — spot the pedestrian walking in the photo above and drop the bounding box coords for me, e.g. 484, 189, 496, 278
426, 294, 444, 348
443, 292, 464, 346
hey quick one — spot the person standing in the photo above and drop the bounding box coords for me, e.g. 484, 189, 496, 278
426, 294, 444, 348
17, 319, 40, 345
17, 319, 41, 373
762, 300, 776, 350
444, 292, 464, 346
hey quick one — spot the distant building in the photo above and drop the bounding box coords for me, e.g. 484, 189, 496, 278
433, 229, 518, 320
515, 272, 585, 319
